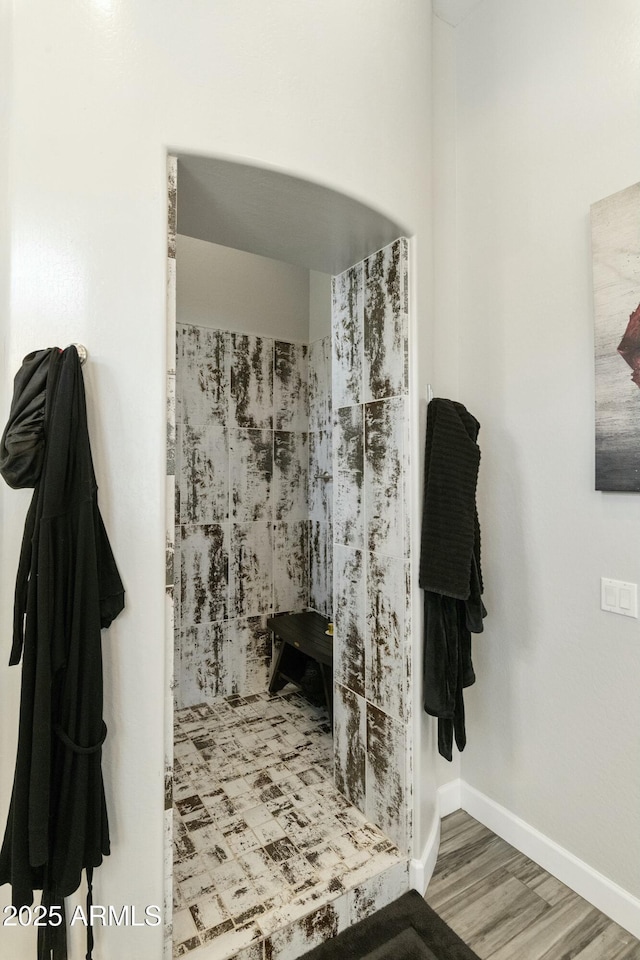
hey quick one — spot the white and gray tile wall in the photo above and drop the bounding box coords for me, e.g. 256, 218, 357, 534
166, 153, 178, 960
175, 324, 334, 710
308, 335, 333, 619
331, 238, 413, 855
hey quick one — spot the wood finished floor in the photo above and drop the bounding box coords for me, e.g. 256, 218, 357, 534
425, 811, 640, 960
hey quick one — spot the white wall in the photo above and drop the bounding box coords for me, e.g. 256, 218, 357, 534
176, 235, 310, 340
0, 6, 11, 568
444, 0, 640, 897
175, 238, 332, 343
431, 14, 459, 411
1, 4, 432, 957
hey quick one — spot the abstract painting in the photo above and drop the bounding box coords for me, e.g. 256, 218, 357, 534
592, 182, 640, 491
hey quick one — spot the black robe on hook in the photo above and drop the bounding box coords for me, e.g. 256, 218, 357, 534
0, 346, 124, 958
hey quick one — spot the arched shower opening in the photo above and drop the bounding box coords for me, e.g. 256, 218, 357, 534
165, 154, 417, 960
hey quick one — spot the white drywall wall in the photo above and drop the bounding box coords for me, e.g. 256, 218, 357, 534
0, 4, 433, 957
447, 0, 640, 897
176, 235, 310, 340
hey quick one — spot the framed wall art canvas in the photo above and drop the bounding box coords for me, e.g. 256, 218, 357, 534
592, 182, 640, 491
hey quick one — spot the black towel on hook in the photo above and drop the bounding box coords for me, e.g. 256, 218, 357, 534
419, 398, 486, 761
419, 398, 482, 599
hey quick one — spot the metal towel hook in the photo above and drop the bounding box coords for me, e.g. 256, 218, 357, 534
70, 343, 88, 365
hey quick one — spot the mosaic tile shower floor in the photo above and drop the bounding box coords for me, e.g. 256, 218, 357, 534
173, 690, 407, 959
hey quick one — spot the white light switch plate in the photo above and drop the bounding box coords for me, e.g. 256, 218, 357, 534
601, 578, 638, 618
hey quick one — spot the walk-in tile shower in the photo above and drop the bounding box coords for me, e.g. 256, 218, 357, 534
165, 156, 416, 960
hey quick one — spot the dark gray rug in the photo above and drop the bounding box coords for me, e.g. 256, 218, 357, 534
299, 890, 481, 960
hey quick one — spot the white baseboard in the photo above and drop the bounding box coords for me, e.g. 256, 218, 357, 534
438, 778, 462, 818
410, 808, 441, 895
410, 780, 463, 894
417, 779, 640, 938
460, 782, 640, 940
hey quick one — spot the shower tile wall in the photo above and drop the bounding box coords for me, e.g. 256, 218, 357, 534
308, 336, 333, 618
165, 154, 178, 960
176, 327, 334, 709
331, 238, 412, 854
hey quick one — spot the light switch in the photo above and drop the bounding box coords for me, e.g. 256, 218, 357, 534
601, 578, 638, 618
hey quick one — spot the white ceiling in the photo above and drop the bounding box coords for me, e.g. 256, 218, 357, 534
176, 154, 408, 276
433, 0, 486, 27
